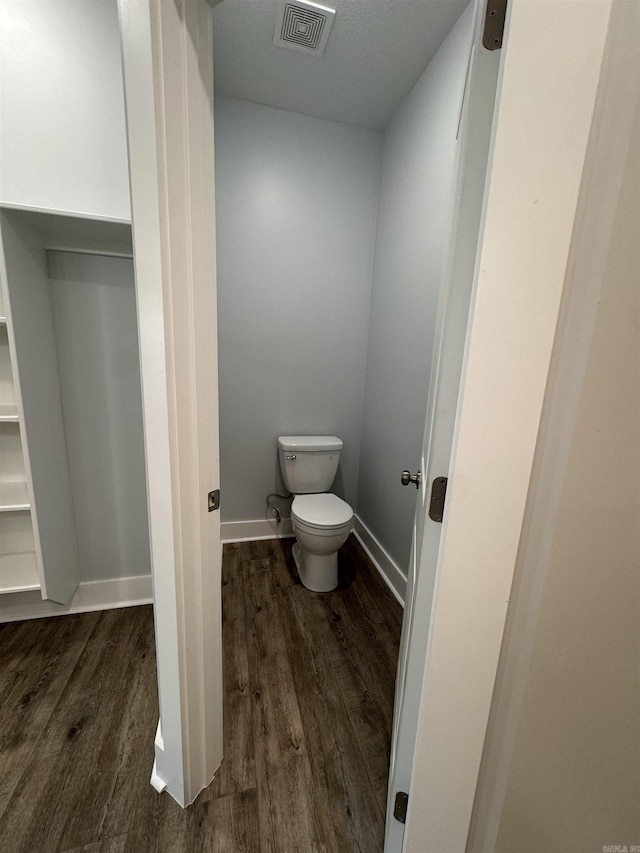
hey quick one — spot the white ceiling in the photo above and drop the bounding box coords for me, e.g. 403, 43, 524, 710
212, 0, 470, 130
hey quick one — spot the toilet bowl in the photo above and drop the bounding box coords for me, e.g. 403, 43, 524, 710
291, 493, 353, 592
278, 435, 353, 592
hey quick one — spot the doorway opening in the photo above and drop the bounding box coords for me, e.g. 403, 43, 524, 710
211, 0, 503, 850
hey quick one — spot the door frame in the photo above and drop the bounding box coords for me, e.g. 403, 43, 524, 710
400, 1, 616, 851
118, 0, 223, 807
384, 2, 502, 850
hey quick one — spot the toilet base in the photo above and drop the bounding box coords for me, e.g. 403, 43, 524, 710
292, 541, 338, 592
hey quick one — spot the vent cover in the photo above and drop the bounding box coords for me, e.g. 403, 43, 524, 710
274, 0, 336, 57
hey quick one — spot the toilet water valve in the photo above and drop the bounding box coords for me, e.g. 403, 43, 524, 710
266, 491, 293, 526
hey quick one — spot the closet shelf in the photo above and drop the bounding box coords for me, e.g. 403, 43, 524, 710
0, 481, 30, 512
0, 206, 133, 258
0, 552, 40, 594
0, 405, 19, 422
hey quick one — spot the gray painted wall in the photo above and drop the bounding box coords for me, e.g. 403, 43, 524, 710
357, 5, 473, 573
48, 251, 150, 581
214, 96, 381, 521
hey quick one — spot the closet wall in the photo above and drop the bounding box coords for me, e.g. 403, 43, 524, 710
48, 251, 150, 582
0, 0, 130, 220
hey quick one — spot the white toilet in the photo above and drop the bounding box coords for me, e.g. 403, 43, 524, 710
278, 435, 353, 592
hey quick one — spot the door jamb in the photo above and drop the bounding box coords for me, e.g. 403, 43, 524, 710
118, 0, 223, 807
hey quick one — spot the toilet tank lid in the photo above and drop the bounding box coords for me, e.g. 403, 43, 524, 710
278, 435, 343, 452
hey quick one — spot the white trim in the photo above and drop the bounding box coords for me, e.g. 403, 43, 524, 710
221, 518, 294, 543
150, 761, 166, 794
0, 574, 153, 623
220, 515, 407, 607
352, 515, 406, 607
150, 721, 167, 793
119, 0, 223, 807
119, 0, 185, 806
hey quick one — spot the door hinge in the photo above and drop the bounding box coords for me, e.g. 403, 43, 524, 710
428, 477, 448, 523
393, 791, 409, 823
208, 489, 220, 512
483, 0, 507, 51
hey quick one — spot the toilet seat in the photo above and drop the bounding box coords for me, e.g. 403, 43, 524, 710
291, 493, 353, 530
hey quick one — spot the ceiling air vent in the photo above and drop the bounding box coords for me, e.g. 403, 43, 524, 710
274, 0, 336, 58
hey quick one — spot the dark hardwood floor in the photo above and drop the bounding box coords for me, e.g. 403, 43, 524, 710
0, 535, 402, 852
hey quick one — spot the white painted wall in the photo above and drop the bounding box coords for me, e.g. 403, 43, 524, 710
214, 96, 381, 522
48, 251, 150, 582
0, 0, 130, 220
357, 4, 473, 573
494, 113, 640, 849
402, 1, 618, 849
467, 5, 640, 847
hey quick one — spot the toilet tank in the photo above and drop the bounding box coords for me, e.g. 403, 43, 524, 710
278, 436, 343, 494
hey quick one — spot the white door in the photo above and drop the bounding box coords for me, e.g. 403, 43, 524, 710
384, 4, 503, 849
118, 0, 223, 807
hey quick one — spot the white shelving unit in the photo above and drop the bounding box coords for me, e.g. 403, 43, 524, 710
0, 205, 133, 604
0, 405, 19, 422
0, 279, 37, 595
0, 481, 30, 512
0, 552, 40, 594
0, 324, 15, 408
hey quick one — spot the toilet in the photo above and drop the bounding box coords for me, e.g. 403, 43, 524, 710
278, 435, 353, 592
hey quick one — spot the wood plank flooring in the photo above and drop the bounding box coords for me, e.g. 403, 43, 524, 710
0, 535, 402, 852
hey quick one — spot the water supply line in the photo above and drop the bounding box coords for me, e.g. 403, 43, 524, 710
266, 492, 292, 525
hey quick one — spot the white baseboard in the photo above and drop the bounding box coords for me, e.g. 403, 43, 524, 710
221, 515, 406, 607
0, 520, 404, 620
352, 514, 407, 607
150, 720, 167, 794
0, 574, 153, 623
0, 515, 400, 623
221, 517, 295, 543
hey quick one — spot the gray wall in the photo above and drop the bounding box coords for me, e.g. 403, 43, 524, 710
214, 96, 381, 521
49, 251, 150, 581
357, 5, 473, 572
